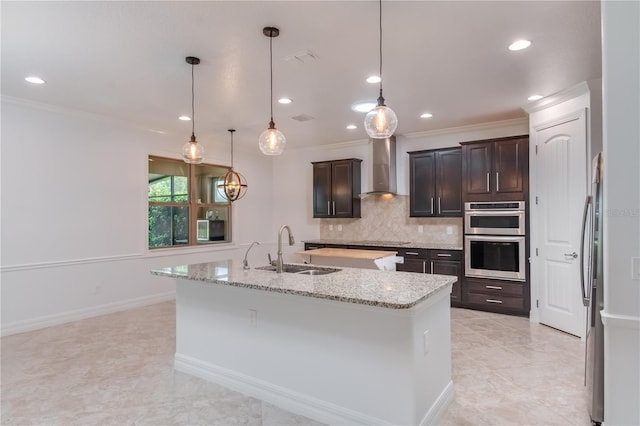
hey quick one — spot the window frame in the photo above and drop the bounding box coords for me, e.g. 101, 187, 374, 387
148, 155, 232, 249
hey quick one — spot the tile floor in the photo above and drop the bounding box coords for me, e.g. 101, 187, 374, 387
1, 302, 590, 425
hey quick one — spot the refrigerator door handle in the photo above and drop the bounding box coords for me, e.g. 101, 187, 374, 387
579, 195, 592, 307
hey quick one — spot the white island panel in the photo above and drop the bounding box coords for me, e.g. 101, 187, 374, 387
154, 261, 454, 425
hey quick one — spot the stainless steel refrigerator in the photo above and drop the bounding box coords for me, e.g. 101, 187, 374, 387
581, 152, 604, 425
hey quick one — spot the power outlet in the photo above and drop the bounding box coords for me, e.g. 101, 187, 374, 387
337, 225, 343, 232
249, 309, 258, 328
418, 225, 424, 233
446, 226, 453, 235
632, 257, 640, 280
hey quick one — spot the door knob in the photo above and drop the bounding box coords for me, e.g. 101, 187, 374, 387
564, 252, 578, 259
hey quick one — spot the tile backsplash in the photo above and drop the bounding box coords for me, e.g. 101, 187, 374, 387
319, 195, 463, 248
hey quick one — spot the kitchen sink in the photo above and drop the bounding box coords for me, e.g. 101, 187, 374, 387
256, 264, 341, 275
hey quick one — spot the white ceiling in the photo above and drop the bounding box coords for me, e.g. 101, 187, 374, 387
1, 1, 602, 152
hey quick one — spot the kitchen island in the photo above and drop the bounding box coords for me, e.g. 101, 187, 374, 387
152, 260, 455, 426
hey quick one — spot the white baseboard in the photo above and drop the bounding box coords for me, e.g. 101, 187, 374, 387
1, 291, 175, 337
175, 353, 401, 425
419, 381, 455, 426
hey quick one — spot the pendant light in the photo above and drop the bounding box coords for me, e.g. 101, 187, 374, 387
364, 0, 398, 139
218, 129, 248, 201
182, 56, 205, 164
259, 27, 286, 155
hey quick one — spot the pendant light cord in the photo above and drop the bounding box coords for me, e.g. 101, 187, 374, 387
191, 61, 196, 137
379, 0, 383, 97
229, 130, 235, 168
269, 31, 274, 123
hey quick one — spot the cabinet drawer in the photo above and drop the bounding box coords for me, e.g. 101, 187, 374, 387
399, 249, 429, 259
464, 292, 525, 311
429, 250, 462, 261
465, 280, 524, 297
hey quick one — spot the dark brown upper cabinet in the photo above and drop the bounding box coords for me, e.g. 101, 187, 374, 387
408, 148, 462, 217
312, 159, 362, 218
460, 135, 529, 202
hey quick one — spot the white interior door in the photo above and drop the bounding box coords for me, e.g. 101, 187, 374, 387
534, 110, 588, 337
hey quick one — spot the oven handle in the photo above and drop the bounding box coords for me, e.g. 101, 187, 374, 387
465, 235, 525, 243
464, 210, 525, 216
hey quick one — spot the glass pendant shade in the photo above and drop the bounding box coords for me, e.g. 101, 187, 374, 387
259, 27, 285, 156
182, 56, 204, 164
182, 135, 204, 164
364, 0, 398, 140
364, 104, 398, 139
219, 169, 248, 201
259, 124, 286, 155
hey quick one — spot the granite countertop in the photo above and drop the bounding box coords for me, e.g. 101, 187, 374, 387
151, 259, 455, 310
303, 239, 463, 251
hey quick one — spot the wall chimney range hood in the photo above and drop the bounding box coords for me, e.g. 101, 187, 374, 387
362, 136, 397, 197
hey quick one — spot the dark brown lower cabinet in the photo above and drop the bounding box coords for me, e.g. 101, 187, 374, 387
432, 260, 462, 303
462, 277, 528, 315
396, 248, 462, 305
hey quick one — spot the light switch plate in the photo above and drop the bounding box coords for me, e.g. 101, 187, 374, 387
337, 225, 343, 232
329, 225, 333, 231
418, 225, 424, 233
423, 329, 430, 355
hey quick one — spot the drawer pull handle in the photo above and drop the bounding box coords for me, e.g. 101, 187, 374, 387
486, 299, 503, 304
406, 252, 420, 256
485, 285, 503, 290
436, 253, 452, 257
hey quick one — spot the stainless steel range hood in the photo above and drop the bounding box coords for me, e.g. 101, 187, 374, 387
362, 136, 397, 196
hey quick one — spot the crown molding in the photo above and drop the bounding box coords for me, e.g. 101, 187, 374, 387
402, 117, 529, 139
522, 81, 591, 114
1, 95, 171, 136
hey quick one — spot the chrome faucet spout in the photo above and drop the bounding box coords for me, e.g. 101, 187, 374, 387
243, 241, 260, 270
276, 225, 295, 273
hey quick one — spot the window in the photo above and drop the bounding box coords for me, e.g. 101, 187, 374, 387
148, 156, 231, 249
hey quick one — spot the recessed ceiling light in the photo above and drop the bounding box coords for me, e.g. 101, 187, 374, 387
278, 97, 292, 104
351, 101, 377, 113
346, 124, 357, 130
508, 39, 531, 51
528, 94, 543, 101
420, 113, 433, 119
366, 75, 381, 84
178, 115, 191, 121
25, 76, 45, 84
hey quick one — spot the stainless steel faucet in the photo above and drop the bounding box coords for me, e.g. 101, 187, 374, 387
276, 225, 295, 273
243, 241, 260, 270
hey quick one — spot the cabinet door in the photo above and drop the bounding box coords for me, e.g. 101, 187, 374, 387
331, 160, 354, 217
436, 149, 462, 216
494, 138, 528, 197
312, 162, 332, 218
463, 142, 492, 197
400, 258, 426, 273
409, 152, 436, 216
431, 260, 462, 301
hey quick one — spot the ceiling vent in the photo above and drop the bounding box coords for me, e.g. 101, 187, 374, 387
284, 50, 319, 64
291, 114, 315, 122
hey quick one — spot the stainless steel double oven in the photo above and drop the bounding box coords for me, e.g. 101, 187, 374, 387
464, 201, 526, 282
